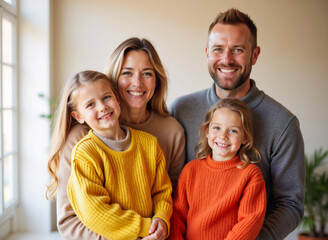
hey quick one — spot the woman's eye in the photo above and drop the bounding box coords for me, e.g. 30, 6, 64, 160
143, 71, 154, 77
122, 71, 132, 76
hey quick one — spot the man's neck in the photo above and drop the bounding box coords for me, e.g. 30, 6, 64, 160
215, 79, 251, 99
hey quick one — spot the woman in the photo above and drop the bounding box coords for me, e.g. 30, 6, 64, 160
53, 38, 185, 240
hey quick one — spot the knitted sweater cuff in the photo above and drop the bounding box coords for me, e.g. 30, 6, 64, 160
153, 210, 171, 237
139, 218, 152, 237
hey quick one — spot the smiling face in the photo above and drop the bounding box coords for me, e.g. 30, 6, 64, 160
71, 79, 121, 139
117, 50, 157, 113
206, 107, 247, 162
206, 23, 260, 98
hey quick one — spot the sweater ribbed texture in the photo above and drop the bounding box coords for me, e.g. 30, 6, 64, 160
67, 128, 173, 240
169, 155, 266, 240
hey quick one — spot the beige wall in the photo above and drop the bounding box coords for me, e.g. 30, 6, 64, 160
51, 0, 328, 238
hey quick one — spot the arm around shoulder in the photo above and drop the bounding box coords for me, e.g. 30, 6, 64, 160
56, 125, 106, 240
257, 116, 305, 239
151, 142, 173, 235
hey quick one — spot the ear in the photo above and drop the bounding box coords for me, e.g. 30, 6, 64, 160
242, 135, 249, 145
71, 111, 85, 124
205, 126, 210, 138
251, 46, 261, 65
205, 45, 210, 58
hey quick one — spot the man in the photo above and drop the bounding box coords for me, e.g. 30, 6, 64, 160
170, 8, 305, 240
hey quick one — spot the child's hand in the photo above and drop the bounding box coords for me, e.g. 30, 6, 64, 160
142, 218, 168, 240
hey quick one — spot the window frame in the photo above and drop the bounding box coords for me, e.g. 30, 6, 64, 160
0, 0, 18, 227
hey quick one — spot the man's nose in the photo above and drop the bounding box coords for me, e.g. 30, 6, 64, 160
221, 49, 234, 65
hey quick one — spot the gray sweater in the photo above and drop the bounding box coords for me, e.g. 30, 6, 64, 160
170, 80, 305, 240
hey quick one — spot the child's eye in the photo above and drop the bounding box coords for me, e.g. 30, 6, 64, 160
229, 129, 238, 133
103, 95, 111, 100
213, 126, 220, 130
86, 102, 94, 108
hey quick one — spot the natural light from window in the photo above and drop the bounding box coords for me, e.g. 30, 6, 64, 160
1, 2, 18, 223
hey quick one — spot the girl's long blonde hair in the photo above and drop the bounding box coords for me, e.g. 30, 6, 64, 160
104, 37, 169, 122
195, 98, 261, 168
46, 71, 117, 199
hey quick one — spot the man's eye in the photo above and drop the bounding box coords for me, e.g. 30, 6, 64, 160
213, 48, 223, 52
234, 48, 243, 53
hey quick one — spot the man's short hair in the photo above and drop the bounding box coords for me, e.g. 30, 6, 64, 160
208, 8, 257, 48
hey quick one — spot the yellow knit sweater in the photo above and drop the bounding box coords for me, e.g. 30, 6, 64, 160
67, 128, 173, 240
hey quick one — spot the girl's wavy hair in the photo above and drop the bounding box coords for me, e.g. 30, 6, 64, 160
195, 98, 261, 168
46, 70, 117, 199
104, 37, 169, 122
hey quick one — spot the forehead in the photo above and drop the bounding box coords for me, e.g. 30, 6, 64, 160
75, 79, 112, 98
208, 23, 252, 48
211, 107, 242, 125
123, 50, 153, 68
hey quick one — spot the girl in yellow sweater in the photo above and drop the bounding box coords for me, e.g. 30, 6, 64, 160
47, 70, 172, 240
169, 99, 266, 240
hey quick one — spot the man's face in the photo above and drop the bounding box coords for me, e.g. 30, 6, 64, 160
206, 23, 260, 91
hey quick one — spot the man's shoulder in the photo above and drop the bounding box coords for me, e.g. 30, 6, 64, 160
170, 87, 211, 115
261, 93, 296, 119
172, 88, 209, 105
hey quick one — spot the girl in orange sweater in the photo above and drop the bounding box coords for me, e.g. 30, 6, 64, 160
169, 98, 266, 240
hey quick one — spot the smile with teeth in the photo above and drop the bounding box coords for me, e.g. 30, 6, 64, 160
215, 142, 230, 148
219, 68, 237, 73
99, 112, 112, 120
128, 91, 145, 96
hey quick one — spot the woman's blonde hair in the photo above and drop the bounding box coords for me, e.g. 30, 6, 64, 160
104, 37, 169, 121
195, 98, 261, 168
46, 71, 117, 199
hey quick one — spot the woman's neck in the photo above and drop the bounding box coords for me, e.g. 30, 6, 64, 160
121, 107, 151, 125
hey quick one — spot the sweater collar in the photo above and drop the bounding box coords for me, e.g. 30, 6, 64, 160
93, 125, 131, 151
207, 79, 265, 110
204, 154, 242, 170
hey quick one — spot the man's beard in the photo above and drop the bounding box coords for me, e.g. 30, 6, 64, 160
209, 64, 252, 91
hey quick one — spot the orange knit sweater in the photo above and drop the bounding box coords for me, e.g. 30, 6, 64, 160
169, 155, 266, 240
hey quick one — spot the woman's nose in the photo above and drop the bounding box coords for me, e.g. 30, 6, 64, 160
131, 74, 142, 87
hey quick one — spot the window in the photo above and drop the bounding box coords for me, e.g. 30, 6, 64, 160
0, 0, 18, 223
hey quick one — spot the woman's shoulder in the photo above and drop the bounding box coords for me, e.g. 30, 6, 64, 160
129, 127, 158, 141
67, 124, 90, 142
152, 112, 184, 132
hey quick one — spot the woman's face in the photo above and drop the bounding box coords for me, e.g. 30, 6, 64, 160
118, 50, 156, 112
